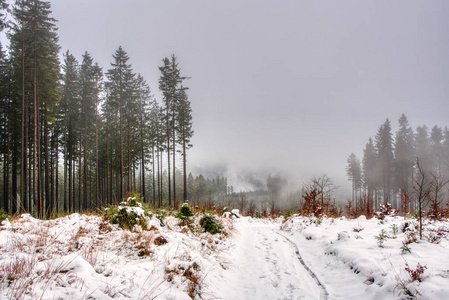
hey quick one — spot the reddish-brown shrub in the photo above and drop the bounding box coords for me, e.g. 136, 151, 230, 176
299, 189, 323, 217
375, 203, 397, 221
405, 262, 427, 282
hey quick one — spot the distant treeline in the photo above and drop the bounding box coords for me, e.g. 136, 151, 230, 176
0, 1, 194, 216
346, 114, 449, 211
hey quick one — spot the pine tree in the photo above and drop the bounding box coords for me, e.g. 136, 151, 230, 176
415, 125, 432, 175
176, 86, 193, 202
394, 114, 415, 195
374, 119, 395, 205
443, 127, 449, 180
159, 55, 187, 207
363, 137, 378, 206
10, 0, 61, 217
346, 153, 362, 205
78, 52, 102, 211
430, 125, 444, 176
0, 43, 14, 213
92, 62, 103, 208
0, 0, 8, 31
105, 46, 135, 201
60, 51, 80, 212
134, 73, 152, 201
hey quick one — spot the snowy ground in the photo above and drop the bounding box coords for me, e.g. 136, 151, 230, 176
0, 213, 233, 300
279, 215, 449, 300
1, 213, 448, 299
205, 218, 320, 300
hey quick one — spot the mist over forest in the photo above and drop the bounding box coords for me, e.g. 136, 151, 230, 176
1, 0, 449, 218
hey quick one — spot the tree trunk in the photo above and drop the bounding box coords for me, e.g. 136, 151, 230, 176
119, 97, 124, 201
141, 140, 145, 202
33, 64, 39, 217
183, 138, 187, 202
21, 40, 26, 213
3, 150, 9, 213
44, 118, 50, 217
83, 127, 88, 211
166, 107, 171, 209
23, 100, 28, 212
157, 145, 161, 207
55, 132, 59, 213
107, 138, 111, 204
63, 124, 67, 212
127, 127, 131, 194
28, 131, 32, 212
68, 136, 72, 213
95, 107, 99, 208
12, 127, 19, 213
50, 132, 54, 213
38, 118, 43, 217
78, 138, 82, 212
152, 145, 156, 206
173, 126, 176, 206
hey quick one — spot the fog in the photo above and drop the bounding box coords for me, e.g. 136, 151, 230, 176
50, 1, 449, 194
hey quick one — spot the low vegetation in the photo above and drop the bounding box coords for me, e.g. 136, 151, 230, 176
200, 214, 223, 234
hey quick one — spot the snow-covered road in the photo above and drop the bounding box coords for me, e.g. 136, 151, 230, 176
205, 219, 321, 300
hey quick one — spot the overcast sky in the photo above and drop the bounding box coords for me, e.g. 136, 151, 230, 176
48, 0, 449, 194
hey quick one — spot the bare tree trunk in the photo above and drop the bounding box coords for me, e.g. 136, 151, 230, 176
173, 126, 176, 206
78, 139, 82, 212
68, 136, 72, 213
83, 127, 88, 211
23, 101, 28, 212
141, 140, 145, 202
33, 64, 39, 217
50, 133, 54, 213
106, 135, 110, 205
63, 123, 67, 212
95, 107, 99, 208
55, 132, 59, 213
3, 150, 9, 213
157, 146, 162, 207
21, 24, 26, 213
44, 119, 50, 217
28, 131, 32, 212
12, 141, 19, 213
183, 139, 187, 202
119, 98, 124, 200
166, 109, 171, 208
127, 128, 131, 194
38, 119, 43, 217
152, 145, 156, 206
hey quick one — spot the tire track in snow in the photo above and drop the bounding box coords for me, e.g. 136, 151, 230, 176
206, 221, 321, 300
277, 232, 329, 300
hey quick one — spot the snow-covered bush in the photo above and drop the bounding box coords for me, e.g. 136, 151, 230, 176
200, 214, 223, 234
375, 202, 397, 222
105, 195, 148, 231
153, 209, 167, 227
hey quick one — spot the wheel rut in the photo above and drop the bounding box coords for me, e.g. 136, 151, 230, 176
277, 231, 329, 300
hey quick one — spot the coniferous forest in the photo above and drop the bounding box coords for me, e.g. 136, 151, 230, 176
346, 115, 449, 217
1, 0, 449, 220
0, 0, 199, 217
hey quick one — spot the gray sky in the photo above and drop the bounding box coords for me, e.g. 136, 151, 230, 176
49, 0, 449, 194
